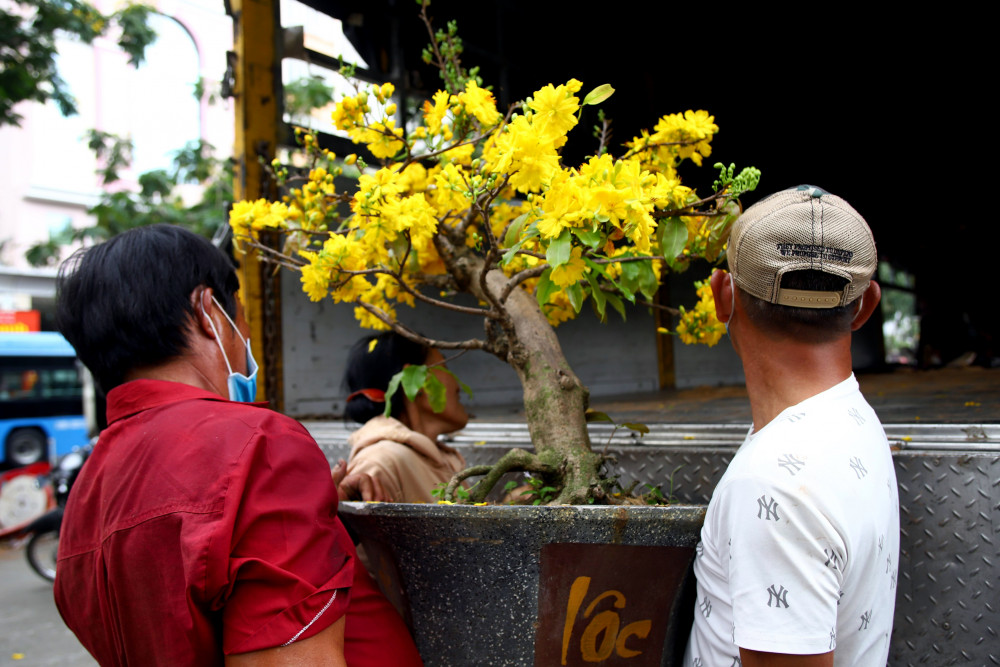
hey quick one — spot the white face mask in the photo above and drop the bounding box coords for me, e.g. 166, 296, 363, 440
203, 296, 259, 402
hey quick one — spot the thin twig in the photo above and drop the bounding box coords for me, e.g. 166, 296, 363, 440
333, 265, 496, 318
500, 265, 548, 302
240, 238, 308, 269
595, 114, 612, 156
634, 297, 680, 316
357, 302, 487, 351
620, 137, 704, 161
590, 255, 666, 265
400, 130, 496, 169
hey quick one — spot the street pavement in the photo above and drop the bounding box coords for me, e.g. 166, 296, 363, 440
0, 543, 95, 666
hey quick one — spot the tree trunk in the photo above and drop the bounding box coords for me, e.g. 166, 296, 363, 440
444, 243, 604, 504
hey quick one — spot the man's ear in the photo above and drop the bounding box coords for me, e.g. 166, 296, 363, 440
850, 280, 882, 331
710, 269, 733, 324
191, 287, 218, 339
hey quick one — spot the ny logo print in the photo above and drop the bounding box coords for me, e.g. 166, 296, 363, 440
766, 584, 789, 608
890, 569, 897, 590
782, 412, 805, 423
823, 548, 841, 571
757, 495, 780, 521
730, 657, 742, 667
847, 407, 865, 425
700, 596, 712, 618
859, 610, 872, 630
829, 628, 837, 650
849, 456, 868, 479
692, 659, 703, 667
778, 454, 805, 476
878, 535, 884, 554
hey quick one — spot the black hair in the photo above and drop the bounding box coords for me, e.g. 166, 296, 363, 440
739, 270, 857, 343
56, 224, 239, 392
343, 331, 429, 423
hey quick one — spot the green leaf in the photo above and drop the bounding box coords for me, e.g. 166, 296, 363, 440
400, 365, 428, 401
573, 227, 602, 249
383, 372, 403, 417
503, 213, 528, 247
535, 269, 557, 308
388, 234, 410, 267
439, 367, 473, 397
501, 237, 527, 266
585, 410, 614, 423
582, 84, 615, 106
582, 257, 610, 280
424, 373, 447, 413
662, 218, 688, 263
605, 292, 627, 321
586, 271, 606, 319
501, 222, 538, 266
619, 259, 642, 299
566, 282, 585, 313
546, 229, 572, 267
637, 261, 659, 300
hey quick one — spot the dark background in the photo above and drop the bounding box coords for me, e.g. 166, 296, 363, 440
303, 1, 996, 366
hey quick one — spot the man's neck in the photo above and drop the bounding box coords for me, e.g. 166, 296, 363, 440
123, 355, 228, 399
741, 336, 854, 432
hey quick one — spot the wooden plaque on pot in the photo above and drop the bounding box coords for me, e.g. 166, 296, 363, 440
535, 542, 695, 667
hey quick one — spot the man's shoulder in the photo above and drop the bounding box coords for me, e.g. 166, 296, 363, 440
108, 391, 320, 467
144, 392, 311, 437
762, 382, 883, 443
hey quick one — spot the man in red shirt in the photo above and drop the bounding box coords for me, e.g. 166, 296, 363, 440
54, 224, 422, 666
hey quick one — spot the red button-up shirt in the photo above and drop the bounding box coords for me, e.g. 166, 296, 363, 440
55, 380, 420, 666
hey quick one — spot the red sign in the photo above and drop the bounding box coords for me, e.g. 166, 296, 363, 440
0, 311, 41, 332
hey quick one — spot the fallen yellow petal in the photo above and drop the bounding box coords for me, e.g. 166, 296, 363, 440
12, 654, 25, 661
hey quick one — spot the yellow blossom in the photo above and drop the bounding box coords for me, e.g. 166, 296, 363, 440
550, 247, 587, 287
456, 80, 501, 126
526, 80, 581, 142
675, 278, 724, 346
356, 120, 405, 159
423, 90, 452, 136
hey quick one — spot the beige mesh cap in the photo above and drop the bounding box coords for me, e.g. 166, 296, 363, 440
727, 185, 877, 308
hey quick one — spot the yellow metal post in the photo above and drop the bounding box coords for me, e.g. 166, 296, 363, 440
229, 0, 283, 408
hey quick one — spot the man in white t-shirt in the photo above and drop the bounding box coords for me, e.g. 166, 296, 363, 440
684, 186, 900, 667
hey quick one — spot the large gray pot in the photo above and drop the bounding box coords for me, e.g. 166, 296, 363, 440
339, 502, 706, 667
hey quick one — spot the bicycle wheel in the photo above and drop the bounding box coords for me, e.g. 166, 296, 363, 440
26, 530, 59, 582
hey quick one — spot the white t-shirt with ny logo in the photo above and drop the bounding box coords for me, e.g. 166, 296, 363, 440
684, 375, 899, 666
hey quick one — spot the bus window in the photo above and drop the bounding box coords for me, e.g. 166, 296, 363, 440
0, 333, 91, 469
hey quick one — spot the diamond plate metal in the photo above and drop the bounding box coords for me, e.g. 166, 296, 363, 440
894, 453, 999, 666
304, 421, 999, 662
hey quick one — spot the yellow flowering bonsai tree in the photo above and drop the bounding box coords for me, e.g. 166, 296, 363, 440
230, 6, 759, 504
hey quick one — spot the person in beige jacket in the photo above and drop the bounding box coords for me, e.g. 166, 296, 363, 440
343, 332, 468, 503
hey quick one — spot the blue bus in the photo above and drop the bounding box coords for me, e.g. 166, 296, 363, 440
0, 332, 91, 469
